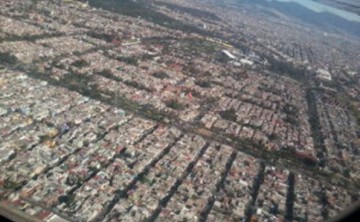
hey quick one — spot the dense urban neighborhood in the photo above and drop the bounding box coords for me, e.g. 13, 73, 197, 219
0, 0, 359, 221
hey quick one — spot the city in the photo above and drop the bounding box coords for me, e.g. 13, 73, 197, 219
0, 0, 359, 221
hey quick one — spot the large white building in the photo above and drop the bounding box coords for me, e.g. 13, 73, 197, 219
316, 68, 332, 81
222, 50, 236, 60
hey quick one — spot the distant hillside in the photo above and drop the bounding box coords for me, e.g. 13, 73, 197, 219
241, 0, 360, 37
313, 0, 360, 16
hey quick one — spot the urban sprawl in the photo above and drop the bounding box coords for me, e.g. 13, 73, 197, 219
0, 0, 359, 222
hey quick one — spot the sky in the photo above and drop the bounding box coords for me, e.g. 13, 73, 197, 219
269, 0, 360, 22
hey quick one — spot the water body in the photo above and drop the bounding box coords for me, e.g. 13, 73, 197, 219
272, 0, 360, 22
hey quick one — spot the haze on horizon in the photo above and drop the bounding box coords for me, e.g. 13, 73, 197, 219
271, 0, 360, 22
